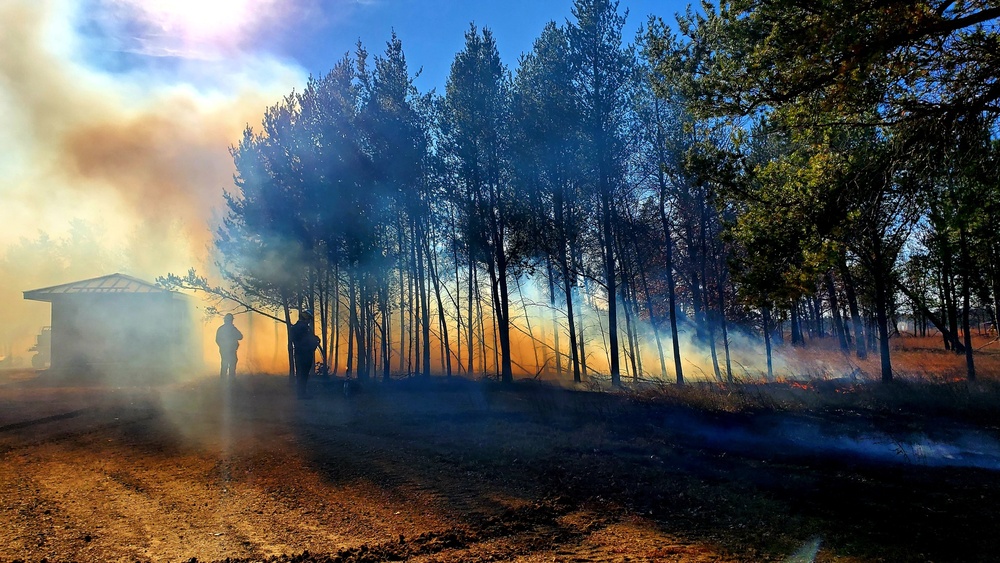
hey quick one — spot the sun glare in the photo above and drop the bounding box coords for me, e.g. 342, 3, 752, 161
112, 0, 280, 57
142, 0, 255, 40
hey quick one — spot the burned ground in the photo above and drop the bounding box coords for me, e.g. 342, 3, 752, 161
1, 370, 999, 562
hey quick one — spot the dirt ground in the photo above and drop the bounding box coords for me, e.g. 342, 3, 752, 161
1, 367, 999, 563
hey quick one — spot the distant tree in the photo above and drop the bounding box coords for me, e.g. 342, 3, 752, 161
358, 33, 431, 380
567, 0, 635, 386
442, 25, 523, 383
513, 21, 588, 381
907, 115, 1000, 379
648, 1, 1000, 382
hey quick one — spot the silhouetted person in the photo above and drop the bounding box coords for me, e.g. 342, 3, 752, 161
290, 309, 319, 398
215, 313, 243, 380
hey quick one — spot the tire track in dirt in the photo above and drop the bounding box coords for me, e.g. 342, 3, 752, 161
210, 497, 624, 563
0, 407, 89, 432
0, 403, 158, 456
13, 423, 344, 560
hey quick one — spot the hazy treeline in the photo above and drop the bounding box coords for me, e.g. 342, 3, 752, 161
162, 0, 1000, 384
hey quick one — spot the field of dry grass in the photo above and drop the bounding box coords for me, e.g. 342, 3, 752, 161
615, 334, 1000, 434
775, 333, 1000, 382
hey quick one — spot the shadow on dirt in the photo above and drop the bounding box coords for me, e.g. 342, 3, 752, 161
275, 376, 1000, 562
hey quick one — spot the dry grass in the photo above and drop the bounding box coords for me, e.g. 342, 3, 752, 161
625, 334, 1000, 426
784, 333, 1000, 382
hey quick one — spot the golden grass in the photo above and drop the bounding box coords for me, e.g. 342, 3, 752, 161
775, 333, 1000, 382
627, 334, 1000, 424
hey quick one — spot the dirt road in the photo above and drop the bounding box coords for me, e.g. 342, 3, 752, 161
0, 373, 997, 562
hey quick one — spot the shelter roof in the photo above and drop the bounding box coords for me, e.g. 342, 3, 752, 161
23, 273, 171, 302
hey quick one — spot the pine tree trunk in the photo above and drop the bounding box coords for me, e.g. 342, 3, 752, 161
698, 206, 721, 381
791, 301, 803, 346
283, 297, 294, 383
409, 234, 418, 375
576, 246, 589, 378
718, 272, 733, 382
762, 306, 774, 381
333, 264, 341, 375
382, 282, 391, 381
453, 241, 463, 373
515, 274, 540, 373
475, 268, 487, 376
638, 254, 667, 379
356, 279, 367, 380
430, 239, 452, 379
398, 221, 407, 374
873, 262, 894, 383
825, 271, 849, 352
346, 275, 356, 376
944, 249, 961, 355
318, 265, 328, 373
840, 255, 868, 359
652, 95, 684, 384
562, 245, 581, 382
621, 283, 640, 380
659, 188, 684, 385
546, 258, 560, 376
468, 257, 476, 376
495, 250, 513, 383
417, 224, 431, 378
602, 191, 620, 387
960, 227, 977, 381
812, 293, 825, 338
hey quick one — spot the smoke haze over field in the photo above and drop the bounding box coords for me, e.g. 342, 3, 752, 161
0, 0, 305, 365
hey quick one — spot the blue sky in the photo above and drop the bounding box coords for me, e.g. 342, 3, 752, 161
282, 0, 692, 93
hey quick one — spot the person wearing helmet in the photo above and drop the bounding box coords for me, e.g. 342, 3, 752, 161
289, 309, 320, 398
215, 313, 243, 380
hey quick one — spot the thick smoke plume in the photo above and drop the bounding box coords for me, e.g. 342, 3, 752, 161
0, 0, 305, 368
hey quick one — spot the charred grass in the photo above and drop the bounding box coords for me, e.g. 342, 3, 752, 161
281, 364, 1000, 562
580, 336, 1000, 560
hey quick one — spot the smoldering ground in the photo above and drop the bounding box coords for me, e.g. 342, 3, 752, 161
672, 408, 1000, 471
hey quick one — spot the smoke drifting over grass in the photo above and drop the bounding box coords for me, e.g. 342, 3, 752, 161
506, 276, 784, 382
0, 0, 305, 366
686, 411, 1000, 471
